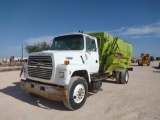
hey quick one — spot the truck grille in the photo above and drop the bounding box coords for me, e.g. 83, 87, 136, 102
28, 56, 52, 80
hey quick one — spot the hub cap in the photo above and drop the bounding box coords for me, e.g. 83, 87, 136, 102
73, 84, 85, 103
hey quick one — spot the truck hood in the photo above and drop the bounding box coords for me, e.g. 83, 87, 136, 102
28, 50, 86, 84
30, 50, 85, 65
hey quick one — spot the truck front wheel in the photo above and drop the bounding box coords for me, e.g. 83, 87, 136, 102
63, 77, 88, 110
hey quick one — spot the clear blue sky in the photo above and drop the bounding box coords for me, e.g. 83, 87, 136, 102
0, 0, 160, 59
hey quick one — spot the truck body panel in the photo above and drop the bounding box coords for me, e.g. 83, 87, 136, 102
88, 32, 133, 74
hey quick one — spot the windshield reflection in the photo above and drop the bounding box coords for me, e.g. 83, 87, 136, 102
51, 35, 84, 50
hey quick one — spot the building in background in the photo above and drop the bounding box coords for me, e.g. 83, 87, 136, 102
10, 56, 28, 62
0, 58, 10, 62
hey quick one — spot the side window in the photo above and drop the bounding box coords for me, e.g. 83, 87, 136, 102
86, 37, 96, 52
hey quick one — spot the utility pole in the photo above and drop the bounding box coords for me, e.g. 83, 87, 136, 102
21, 45, 23, 62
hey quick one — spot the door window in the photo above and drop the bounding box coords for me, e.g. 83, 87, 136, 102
86, 37, 96, 52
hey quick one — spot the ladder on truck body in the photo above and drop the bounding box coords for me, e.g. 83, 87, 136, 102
108, 37, 119, 55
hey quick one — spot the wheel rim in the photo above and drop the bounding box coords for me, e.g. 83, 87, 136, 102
125, 72, 129, 82
73, 84, 85, 103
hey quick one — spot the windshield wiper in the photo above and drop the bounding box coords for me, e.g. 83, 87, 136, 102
67, 45, 81, 50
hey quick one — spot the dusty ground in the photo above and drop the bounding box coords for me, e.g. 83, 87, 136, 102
0, 66, 21, 72
0, 61, 160, 120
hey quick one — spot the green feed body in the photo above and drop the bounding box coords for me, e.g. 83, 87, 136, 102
88, 31, 133, 75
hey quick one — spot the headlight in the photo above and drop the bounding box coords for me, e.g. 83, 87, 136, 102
59, 72, 64, 78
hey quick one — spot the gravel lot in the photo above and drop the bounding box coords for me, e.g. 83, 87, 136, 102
0, 61, 160, 120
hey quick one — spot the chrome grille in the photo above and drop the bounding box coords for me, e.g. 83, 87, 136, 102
28, 56, 52, 80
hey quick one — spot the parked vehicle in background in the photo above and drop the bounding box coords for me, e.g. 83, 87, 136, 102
150, 56, 154, 62
138, 53, 150, 66
131, 58, 137, 63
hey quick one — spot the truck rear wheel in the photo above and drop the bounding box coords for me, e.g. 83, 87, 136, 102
116, 71, 121, 83
116, 69, 129, 84
63, 77, 88, 110
120, 70, 129, 84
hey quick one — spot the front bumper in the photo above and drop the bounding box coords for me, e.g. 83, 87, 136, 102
20, 79, 68, 101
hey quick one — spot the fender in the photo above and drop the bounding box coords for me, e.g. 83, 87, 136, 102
55, 64, 91, 86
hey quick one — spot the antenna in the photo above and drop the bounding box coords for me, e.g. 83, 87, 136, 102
21, 45, 23, 62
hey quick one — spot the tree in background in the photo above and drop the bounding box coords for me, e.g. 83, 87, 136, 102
25, 41, 51, 53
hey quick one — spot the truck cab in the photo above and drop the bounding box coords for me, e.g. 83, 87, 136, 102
51, 33, 99, 75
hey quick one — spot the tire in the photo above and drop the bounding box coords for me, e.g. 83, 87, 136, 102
138, 60, 140, 66
138, 60, 143, 66
120, 70, 129, 84
116, 69, 129, 84
115, 71, 121, 84
63, 76, 88, 110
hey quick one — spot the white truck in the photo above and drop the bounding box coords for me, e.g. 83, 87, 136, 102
20, 31, 133, 110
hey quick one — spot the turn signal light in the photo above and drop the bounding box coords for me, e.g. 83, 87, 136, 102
64, 60, 69, 65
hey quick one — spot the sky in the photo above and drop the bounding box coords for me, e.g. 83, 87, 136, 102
0, 0, 160, 59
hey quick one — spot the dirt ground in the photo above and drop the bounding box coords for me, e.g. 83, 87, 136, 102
0, 66, 21, 72
0, 61, 160, 120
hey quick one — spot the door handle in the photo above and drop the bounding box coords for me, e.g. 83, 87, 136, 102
96, 60, 98, 63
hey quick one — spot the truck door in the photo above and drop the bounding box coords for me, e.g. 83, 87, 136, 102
85, 37, 99, 74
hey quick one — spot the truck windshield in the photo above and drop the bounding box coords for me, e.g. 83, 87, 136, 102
51, 35, 84, 50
